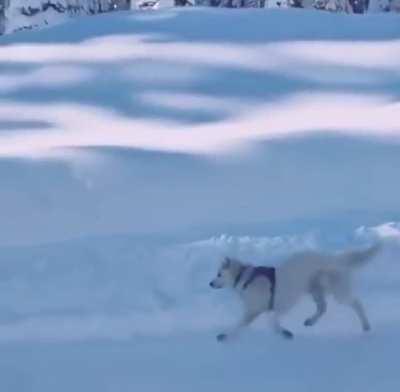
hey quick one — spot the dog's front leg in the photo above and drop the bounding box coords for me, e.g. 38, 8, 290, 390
217, 311, 260, 342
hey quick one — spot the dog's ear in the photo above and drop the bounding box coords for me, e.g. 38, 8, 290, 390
223, 257, 231, 268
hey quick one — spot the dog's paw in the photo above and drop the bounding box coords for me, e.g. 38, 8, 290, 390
363, 324, 371, 332
216, 333, 228, 342
282, 329, 294, 340
304, 318, 315, 327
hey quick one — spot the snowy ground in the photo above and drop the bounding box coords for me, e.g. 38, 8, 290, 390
0, 8, 400, 392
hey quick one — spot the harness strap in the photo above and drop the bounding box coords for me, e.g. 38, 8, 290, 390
242, 266, 276, 310
233, 266, 247, 288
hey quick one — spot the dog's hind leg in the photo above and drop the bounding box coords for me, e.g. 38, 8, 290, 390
349, 298, 371, 332
330, 274, 371, 332
304, 279, 327, 327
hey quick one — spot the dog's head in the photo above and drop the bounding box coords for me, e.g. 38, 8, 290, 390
209, 257, 241, 289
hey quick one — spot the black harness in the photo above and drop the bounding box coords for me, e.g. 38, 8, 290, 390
234, 266, 276, 310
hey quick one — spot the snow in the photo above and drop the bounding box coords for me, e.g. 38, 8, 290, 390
0, 7, 400, 392
5, 0, 69, 33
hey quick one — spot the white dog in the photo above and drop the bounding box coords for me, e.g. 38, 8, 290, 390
210, 243, 381, 341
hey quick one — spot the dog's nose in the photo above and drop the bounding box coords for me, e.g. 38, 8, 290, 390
209, 281, 214, 288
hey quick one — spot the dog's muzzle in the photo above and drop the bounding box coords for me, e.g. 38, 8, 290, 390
209, 280, 222, 289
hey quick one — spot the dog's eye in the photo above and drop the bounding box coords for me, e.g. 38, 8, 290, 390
217, 273, 221, 277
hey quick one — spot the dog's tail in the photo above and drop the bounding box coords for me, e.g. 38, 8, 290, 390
341, 242, 382, 269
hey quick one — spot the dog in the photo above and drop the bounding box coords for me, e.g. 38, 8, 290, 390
209, 243, 381, 341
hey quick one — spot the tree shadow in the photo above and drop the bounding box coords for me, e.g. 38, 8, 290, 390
0, 119, 53, 132
0, 9, 398, 128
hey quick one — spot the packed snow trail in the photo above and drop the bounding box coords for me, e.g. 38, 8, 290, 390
1, 331, 399, 392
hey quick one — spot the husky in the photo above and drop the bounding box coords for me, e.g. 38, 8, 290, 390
209, 243, 381, 341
